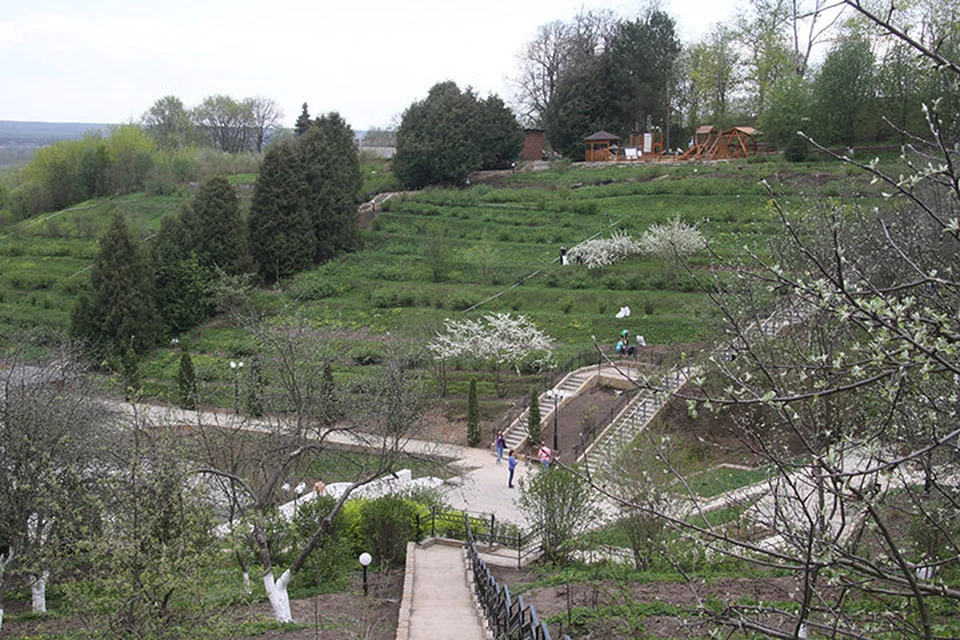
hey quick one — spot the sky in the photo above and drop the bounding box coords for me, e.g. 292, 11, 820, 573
1, 0, 739, 130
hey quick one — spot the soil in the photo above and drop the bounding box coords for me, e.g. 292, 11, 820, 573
3, 573, 402, 640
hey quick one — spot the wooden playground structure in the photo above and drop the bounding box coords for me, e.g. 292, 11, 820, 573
584, 125, 760, 162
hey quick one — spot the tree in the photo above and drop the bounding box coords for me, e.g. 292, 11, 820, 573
194, 318, 431, 623
103, 124, 155, 195
181, 175, 249, 274
178, 349, 197, 410
684, 25, 742, 127
294, 102, 311, 136
192, 94, 254, 153
467, 380, 481, 446
757, 73, 813, 144
245, 96, 283, 153
151, 214, 212, 336
427, 313, 554, 396
526, 387, 542, 445
517, 465, 595, 564
393, 82, 522, 188
77, 134, 110, 199
71, 210, 158, 359
811, 31, 877, 145
298, 112, 362, 262
579, 4, 960, 635
141, 95, 197, 150
0, 343, 112, 623
247, 141, 315, 282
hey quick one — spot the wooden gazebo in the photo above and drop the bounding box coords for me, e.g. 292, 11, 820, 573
680, 125, 759, 160
584, 131, 621, 162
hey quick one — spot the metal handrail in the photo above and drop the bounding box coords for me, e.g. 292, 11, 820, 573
466, 516, 570, 640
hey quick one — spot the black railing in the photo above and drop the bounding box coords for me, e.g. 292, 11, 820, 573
570, 388, 637, 461
466, 517, 570, 640
415, 506, 540, 569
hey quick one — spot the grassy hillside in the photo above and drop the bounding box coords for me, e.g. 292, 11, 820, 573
0, 155, 886, 405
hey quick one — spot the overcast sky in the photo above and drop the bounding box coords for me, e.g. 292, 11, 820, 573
1, 0, 738, 130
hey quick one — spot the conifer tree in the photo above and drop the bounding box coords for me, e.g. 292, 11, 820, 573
298, 112, 362, 262
71, 210, 158, 359
527, 387, 542, 444
182, 175, 249, 274
294, 102, 312, 136
248, 141, 315, 282
178, 349, 197, 410
151, 214, 210, 335
467, 379, 481, 446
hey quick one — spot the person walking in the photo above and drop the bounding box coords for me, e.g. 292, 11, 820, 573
494, 431, 506, 464
507, 450, 518, 488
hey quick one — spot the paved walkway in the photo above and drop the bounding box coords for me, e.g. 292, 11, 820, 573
401, 543, 487, 640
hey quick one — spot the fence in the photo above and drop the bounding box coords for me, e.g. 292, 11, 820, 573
415, 506, 542, 569
465, 517, 571, 640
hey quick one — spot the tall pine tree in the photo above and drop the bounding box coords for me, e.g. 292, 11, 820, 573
299, 112, 362, 262
182, 175, 250, 274
151, 214, 210, 335
248, 141, 315, 282
294, 103, 312, 136
71, 210, 158, 359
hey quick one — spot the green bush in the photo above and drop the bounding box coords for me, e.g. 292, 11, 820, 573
358, 495, 419, 569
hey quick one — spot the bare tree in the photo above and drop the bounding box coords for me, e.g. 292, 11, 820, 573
577, 5, 960, 636
511, 10, 616, 127
194, 316, 433, 623
245, 96, 283, 153
0, 341, 113, 626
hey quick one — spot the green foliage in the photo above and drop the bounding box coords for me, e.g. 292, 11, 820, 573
467, 379, 481, 446
357, 495, 418, 569
181, 175, 249, 274
71, 210, 159, 359
178, 349, 197, 410
811, 33, 877, 145
527, 387, 542, 444
248, 140, 315, 282
299, 112, 363, 262
518, 465, 595, 564
289, 495, 354, 592
245, 353, 264, 417
783, 134, 809, 162
393, 81, 523, 188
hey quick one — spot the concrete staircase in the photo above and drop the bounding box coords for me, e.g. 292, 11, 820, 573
502, 368, 596, 453
580, 367, 691, 479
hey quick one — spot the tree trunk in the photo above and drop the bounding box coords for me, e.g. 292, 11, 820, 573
263, 570, 293, 623
29, 571, 48, 613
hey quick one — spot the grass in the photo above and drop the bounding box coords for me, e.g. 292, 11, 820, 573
0, 155, 891, 410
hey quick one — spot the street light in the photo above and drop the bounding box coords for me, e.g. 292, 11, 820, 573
546, 389, 565, 452
358, 552, 372, 596
230, 360, 244, 414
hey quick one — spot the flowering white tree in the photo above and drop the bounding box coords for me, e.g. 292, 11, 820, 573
638, 215, 706, 261
569, 230, 642, 268
428, 313, 554, 395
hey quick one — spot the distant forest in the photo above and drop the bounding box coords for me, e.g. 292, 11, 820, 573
0, 120, 112, 169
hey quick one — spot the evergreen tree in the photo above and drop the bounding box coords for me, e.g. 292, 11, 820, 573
393, 81, 522, 188
71, 210, 158, 359
151, 214, 211, 335
178, 349, 197, 410
182, 175, 249, 274
527, 387, 542, 444
298, 113, 362, 262
467, 379, 481, 446
121, 339, 142, 400
248, 141, 315, 282
294, 102, 312, 136
246, 354, 264, 417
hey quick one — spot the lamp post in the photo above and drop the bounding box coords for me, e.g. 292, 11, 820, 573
230, 360, 244, 413
547, 390, 564, 452
358, 552, 372, 596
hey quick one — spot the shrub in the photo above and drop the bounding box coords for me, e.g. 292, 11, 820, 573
358, 495, 418, 569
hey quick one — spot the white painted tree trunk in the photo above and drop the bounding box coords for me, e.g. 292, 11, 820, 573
1, 606, 4, 633
30, 571, 49, 613
263, 570, 293, 623
243, 570, 252, 594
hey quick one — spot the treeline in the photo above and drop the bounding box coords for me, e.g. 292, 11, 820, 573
70, 111, 361, 362
514, 1, 960, 157
1, 93, 283, 221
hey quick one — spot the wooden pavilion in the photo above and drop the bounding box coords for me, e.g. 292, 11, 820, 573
584, 131, 621, 162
